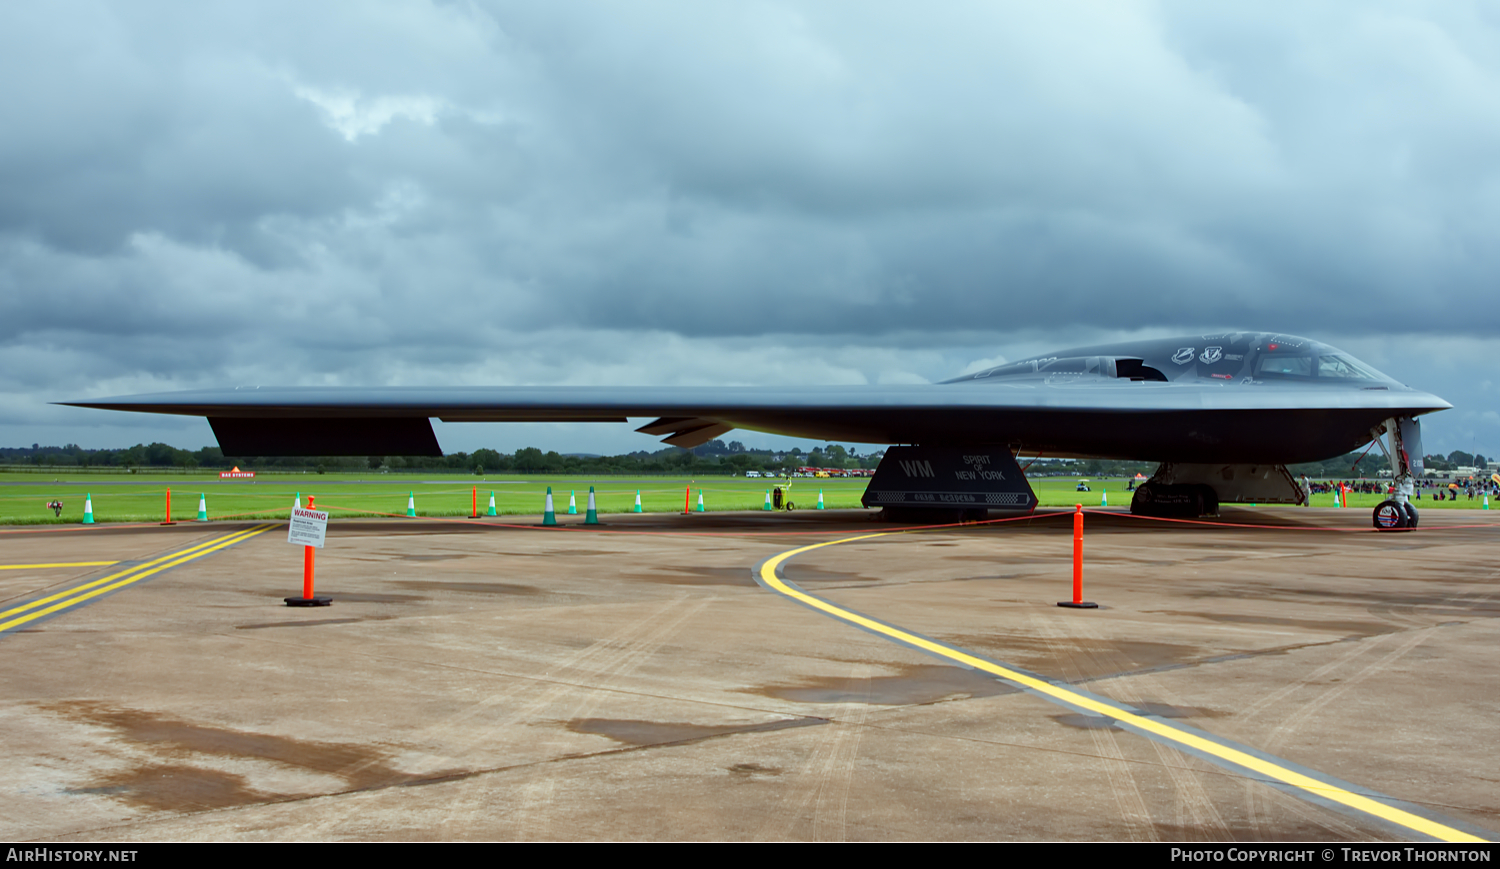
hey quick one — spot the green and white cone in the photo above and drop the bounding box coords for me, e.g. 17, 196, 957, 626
816, 490, 824, 510
1101, 488, 1107, 507
406, 492, 416, 517
197, 493, 208, 521
696, 490, 704, 512
295, 492, 302, 509
82, 493, 94, 524
1484, 494, 1489, 510
763, 489, 773, 511
633, 490, 643, 513
586, 486, 599, 524
543, 487, 557, 525
568, 490, 578, 514
487, 492, 497, 516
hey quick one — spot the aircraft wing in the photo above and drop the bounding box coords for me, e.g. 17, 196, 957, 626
59, 379, 1451, 464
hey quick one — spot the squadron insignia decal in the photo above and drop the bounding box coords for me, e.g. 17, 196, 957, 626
1200, 347, 1223, 365
1171, 347, 1196, 365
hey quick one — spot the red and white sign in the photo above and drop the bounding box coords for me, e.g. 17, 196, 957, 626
220, 466, 255, 479
288, 506, 329, 548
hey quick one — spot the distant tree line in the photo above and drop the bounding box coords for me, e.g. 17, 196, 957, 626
0, 440, 888, 476
3, 442, 1486, 479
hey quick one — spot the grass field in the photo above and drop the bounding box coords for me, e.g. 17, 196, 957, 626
0, 472, 1491, 525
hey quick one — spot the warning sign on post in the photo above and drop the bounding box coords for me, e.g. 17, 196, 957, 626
288, 506, 329, 548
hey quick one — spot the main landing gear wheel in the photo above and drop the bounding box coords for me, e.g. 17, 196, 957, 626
1373, 500, 1408, 531
1402, 502, 1418, 528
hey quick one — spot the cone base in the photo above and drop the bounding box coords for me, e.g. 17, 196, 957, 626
285, 597, 332, 607
1056, 601, 1099, 609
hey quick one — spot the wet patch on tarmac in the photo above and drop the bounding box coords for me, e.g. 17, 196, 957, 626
43, 701, 445, 811
781, 564, 882, 584
66, 764, 265, 811
567, 716, 823, 746
235, 618, 383, 630
947, 633, 1206, 676
394, 581, 540, 595
728, 762, 783, 777
303, 592, 425, 604
632, 567, 757, 587
1054, 713, 1118, 730
942, 555, 1058, 565
752, 664, 1018, 706
1156, 610, 1398, 638
1184, 585, 1500, 617
1133, 701, 1226, 719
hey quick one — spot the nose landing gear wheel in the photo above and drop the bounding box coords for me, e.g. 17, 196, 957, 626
1402, 502, 1419, 528
1374, 500, 1409, 531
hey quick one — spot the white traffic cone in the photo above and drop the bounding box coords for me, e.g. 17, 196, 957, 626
763, 489, 773, 511
406, 491, 415, 517
487, 491, 497, 516
543, 487, 557, 525
586, 486, 599, 524
696, 490, 705, 512
633, 490, 643, 513
82, 493, 94, 525
197, 493, 208, 521
816, 490, 824, 510
568, 490, 578, 514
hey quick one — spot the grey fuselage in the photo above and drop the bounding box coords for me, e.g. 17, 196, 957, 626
61, 332, 1448, 465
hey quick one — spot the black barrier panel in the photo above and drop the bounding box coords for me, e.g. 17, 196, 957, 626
861, 446, 1037, 511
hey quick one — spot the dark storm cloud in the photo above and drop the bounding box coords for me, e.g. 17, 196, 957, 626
1, 2, 1497, 452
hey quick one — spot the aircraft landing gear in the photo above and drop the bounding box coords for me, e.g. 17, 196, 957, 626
1374, 499, 1408, 530
1130, 482, 1217, 518
1369, 416, 1423, 533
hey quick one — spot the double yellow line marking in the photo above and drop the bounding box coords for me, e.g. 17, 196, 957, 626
0, 524, 275, 634
757, 532, 1488, 844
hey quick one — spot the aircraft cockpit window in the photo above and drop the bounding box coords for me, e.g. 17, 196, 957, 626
1037, 357, 1093, 374
1254, 354, 1313, 378
971, 361, 1037, 379
1316, 355, 1379, 380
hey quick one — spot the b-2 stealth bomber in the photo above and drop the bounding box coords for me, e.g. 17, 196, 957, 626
61, 331, 1448, 531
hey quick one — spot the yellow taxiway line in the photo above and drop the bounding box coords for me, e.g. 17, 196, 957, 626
0, 524, 276, 634
757, 532, 1487, 844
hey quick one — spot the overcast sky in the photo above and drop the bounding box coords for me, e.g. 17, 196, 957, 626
3, 2, 1497, 458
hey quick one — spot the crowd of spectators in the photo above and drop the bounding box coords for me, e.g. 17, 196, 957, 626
1307, 477, 1498, 501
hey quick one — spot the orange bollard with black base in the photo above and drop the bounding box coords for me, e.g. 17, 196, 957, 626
683, 486, 691, 515
160, 488, 176, 525
471, 486, 478, 519
285, 494, 331, 607
1058, 504, 1097, 609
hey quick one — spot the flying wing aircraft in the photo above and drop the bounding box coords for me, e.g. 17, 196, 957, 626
60, 331, 1448, 531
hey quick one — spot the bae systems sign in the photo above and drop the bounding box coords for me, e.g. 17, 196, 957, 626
862, 446, 1037, 511
219, 466, 254, 479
